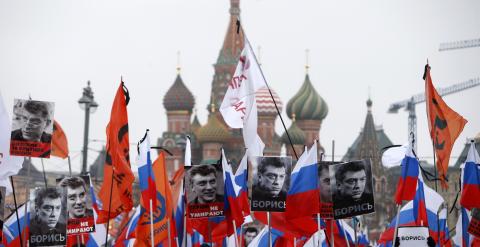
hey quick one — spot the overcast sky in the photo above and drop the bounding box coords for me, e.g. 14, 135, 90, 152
1, 0, 479, 173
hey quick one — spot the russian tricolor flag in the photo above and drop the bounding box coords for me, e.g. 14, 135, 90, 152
453, 207, 472, 247
413, 179, 429, 227
460, 141, 480, 210
286, 142, 319, 220
137, 130, 156, 212
3, 202, 30, 246
394, 142, 419, 204
222, 150, 250, 234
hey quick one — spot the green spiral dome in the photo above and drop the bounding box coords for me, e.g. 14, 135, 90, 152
286, 74, 328, 121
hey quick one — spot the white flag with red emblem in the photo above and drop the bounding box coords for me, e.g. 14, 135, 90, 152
220, 40, 265, 156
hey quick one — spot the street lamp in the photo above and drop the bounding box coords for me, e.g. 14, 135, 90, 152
78, 81, 98, 174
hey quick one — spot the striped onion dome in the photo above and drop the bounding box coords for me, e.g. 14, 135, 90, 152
163, 74, 195, 112
196, 113, 229, 143
256, 86, 282, 115
281, 116, 306, 145
286, 74, 328, 121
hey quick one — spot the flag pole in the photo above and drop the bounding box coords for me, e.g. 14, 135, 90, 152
391, 204, 402, 247
316, 213, 321, 247
331, 140, 335, 247
150, 199, 155, 247
353, 217, 358, 247
67, 155, 73, 176
268, 211, 272, 247
23, 157, 31, 247
40, 158, 48, 188
433, 128, 439, 192
167, 217, 172, 247
105, 169, 115, 246
10, 176, 23, 247
236, 18, 298, 160
240, 223, 244, 247
294, 237, 296, 247
233, 220, 239, 247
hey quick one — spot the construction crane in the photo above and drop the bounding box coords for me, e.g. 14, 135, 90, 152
388, 77, 480, 151
439, 38, 480, 51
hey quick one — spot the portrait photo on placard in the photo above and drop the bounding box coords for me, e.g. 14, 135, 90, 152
330, 159, 375, 219
248, 156, 292, 212
29, 187, 67, 247
318, 161, 344, 219
57, 175, 96, 235
10, 99, 55, 158
185, 163, 224, 218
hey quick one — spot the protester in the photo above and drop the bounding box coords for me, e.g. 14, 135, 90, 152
11, 100, 52, 143
188, 165, 223, 204
58, 176, 93, 219
243, 227, 258, 247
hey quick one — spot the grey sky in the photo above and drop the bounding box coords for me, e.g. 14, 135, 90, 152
1, 0, 479, 173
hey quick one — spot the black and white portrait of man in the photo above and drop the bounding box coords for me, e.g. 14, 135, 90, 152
330, 159, 375, 219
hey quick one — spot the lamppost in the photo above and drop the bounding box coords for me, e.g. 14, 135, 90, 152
78, 81, 98, 174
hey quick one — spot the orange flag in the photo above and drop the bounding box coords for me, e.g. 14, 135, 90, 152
424, 64, 467, 188
135, 151, 176, 246
97, 81, 135, 223
51, 121, 69, 159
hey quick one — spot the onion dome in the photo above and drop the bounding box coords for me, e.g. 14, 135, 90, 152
256, 86, 282, 115
196, 105, 229, 143
286, 74, 328, 121
163, 74, 195, 112
191, 110, 202, 133
281, 115, 306, 145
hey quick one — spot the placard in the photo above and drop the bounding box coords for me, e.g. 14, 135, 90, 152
29, 187, 67, 246
10, 99, 54, 158
318, 161, 344, 219
398, 226, 429, 247
330, 159, 375, 219
57, 175, 95, 235
185, 164, 224, 218
249, 156, 292, 212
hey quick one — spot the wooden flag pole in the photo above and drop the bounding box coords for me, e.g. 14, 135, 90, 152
391, 204, 402, 247
268, 211, 272, 247
233, 220, 239, 247
316, 213, 321, 247
294, 237, 297, 247
150, 199, 155, 247
67, 155, 73, 176
10, 176, 23, 247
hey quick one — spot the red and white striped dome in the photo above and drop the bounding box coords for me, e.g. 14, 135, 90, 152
256, 86, 283, 115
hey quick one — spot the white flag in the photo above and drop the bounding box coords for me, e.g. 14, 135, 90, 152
0, 91, 23, 180
220, 40, 265, 156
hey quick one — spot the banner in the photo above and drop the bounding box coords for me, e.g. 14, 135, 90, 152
249, 156, 292, 212
29, 187, 67, 246
185, 164, 225, 218
57, 175, 95, 235
330, 159, 375, 219
397, 226, 429, 246
10, 99, 54, 158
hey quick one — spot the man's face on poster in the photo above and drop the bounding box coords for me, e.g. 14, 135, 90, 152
37, 197, 62, 228
67, 185, 87, 218
18, 109, 49, 141
257, 164, 286, 197
337, 170, 366, 200
318, 168, 331, 202
244, 230, 258, 246
191, 173, 217, 203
